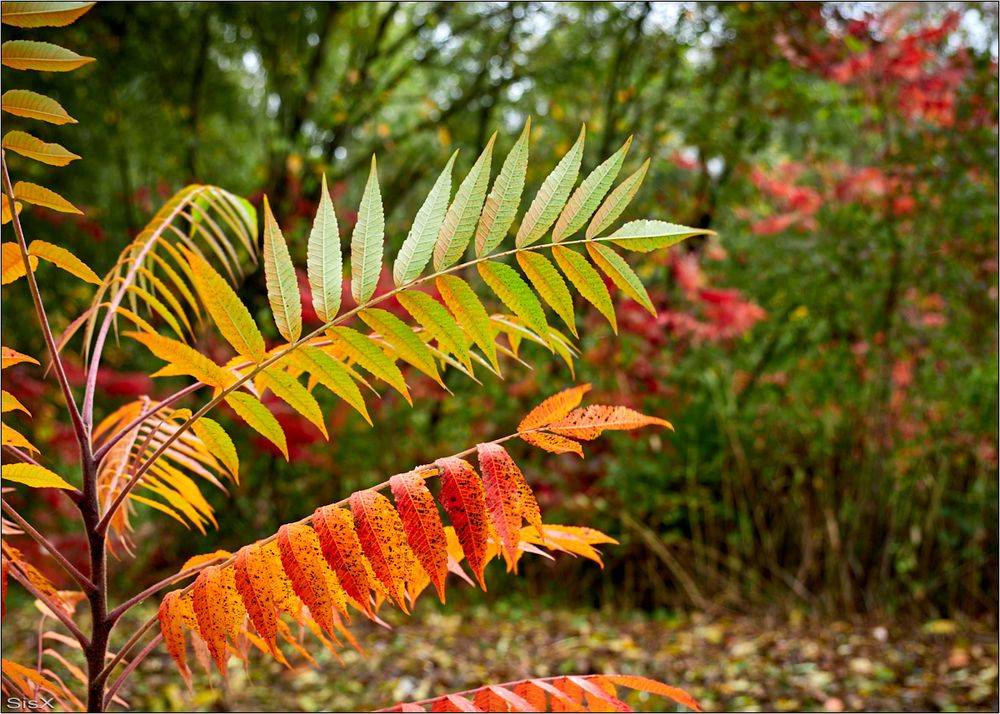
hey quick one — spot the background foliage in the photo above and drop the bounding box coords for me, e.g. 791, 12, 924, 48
2, 0, 996, 666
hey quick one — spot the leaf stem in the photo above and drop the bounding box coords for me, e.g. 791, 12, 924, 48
95, 615, 158, 687
102, 633, 162, 710
1, 501, 95, 592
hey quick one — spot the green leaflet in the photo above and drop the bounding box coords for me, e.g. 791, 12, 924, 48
396, 290, 472, 371
477, 261, 551, 349
394, 151, 456, 286
553, 136, 632, 242
436, 275, 500, 374
586, 159, 649, 238
547, 327, 578, 379
225, 391, 288, 460
552, 245, 617, 333
126, 286, 186, 341
605, 219, 714, 253
476, 118, 530, 257
516, 251, 577, 337
263, 196, 303, 342
284, 346, 371, 425
1, 2, 95, 29
350, 156, 385, 304
434, 133, 496, 270
257, 366, 328, 439
185, 247, 265, 362
191, 417, 240, 481
360, 307, 443, 386
515, 125, 586, 247
586, 242, 655, 315
307, 174, 342, 323
1, 463, 75, 491
328, 325, 411, 404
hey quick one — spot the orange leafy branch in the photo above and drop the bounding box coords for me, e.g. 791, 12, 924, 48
150, 389, 671, 680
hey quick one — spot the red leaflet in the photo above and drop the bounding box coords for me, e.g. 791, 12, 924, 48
436, 457, 491, 588
475, 443, 524, 571
390, 471, 448, 602
350, 489, 418, 612
431, 694, 480, 712
313, 505, 374, 617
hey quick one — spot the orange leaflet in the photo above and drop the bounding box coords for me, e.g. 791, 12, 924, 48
476, 686, 533, 712
432, 695, 479, 712
233, 545, 279, 657
548, 404, 672, 441
512, 682, 548, 712
277, 523, 347, 640
157, 591, 191, 687
519, 430, 584, 457
192, 564, 245, 675
566, 676, 629, 712
598, 675, 702, 712
389, 471, 448, 602
518, 383, 591, 431
476, 443, 524, 571
435, 457, 490, 588
313, 505, 374, 617
350, 489, 418, 612
523, 679, 585, 711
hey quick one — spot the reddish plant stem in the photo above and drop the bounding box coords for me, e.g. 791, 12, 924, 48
102, 633, 162, 710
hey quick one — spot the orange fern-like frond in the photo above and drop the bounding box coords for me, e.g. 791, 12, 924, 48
92, 398, 238, 548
